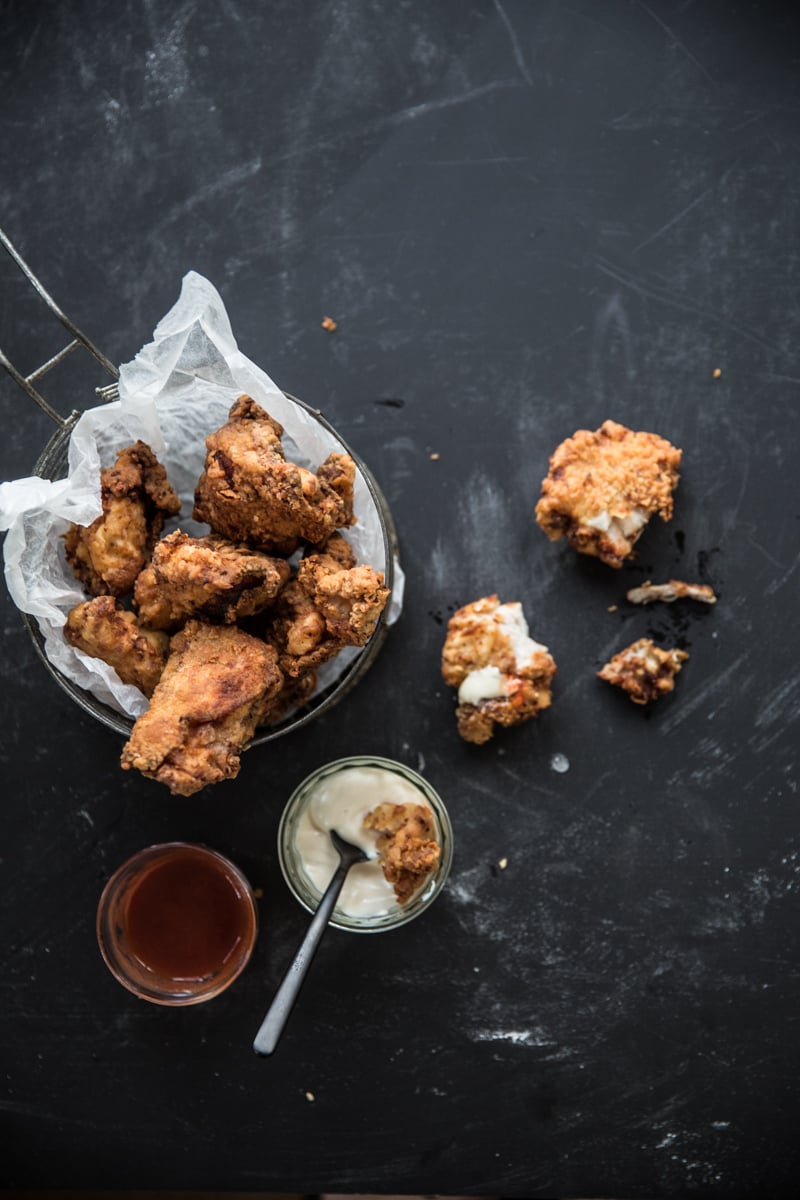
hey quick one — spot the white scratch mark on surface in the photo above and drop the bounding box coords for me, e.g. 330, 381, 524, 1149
77, 809, 94, 828
493, 0, 533, 85
753, 675, 800, 730
636, 0, 715, 84
632, 186, 712, 253
473, 1027, 553, 1047
595, 256, 783, 357
658, 651, 751, 735
384, 78, 525, 127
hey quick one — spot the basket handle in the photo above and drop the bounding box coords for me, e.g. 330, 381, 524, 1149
0, 226, 119, 428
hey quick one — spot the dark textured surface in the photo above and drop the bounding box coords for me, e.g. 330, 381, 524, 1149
1, 1, 799, 1195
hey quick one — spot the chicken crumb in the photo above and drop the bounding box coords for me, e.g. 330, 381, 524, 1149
607, 604, 618, 613
321, 316, 338, 332
498, 857, 508, 870
305, 1091, 315, 1102
430, 451, 441, 461
252, 887, 264, 900
712, 367, 722, 379
598, 637, 688, 705
626, 579, 717, 606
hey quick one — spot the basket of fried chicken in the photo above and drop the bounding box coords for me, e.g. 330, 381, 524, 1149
0, 274, 401, 796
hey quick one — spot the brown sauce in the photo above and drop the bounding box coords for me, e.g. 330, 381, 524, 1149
125, 846, 254, 982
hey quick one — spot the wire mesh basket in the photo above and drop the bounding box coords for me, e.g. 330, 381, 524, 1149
0, 228, 399, 746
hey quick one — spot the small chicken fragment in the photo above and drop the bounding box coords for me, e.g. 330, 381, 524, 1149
535, 420, 682, 568
363, 802, 441, 904
441, 595, 556, 745
321, 316, 338, 332
64, 596, 169, 697
133, 530, 291, 631
268, 535, 390, 677
598, 637, 688, 705
120, 620, 283, 796
64, 441, 181, 596
625, 579, 717, 606
193, 394, 355, 555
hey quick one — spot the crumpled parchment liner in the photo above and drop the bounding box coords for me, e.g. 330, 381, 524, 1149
0, 272, 404, 720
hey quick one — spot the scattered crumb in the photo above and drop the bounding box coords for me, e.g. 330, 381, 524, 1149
305, 1091, 315, 1102
430, 451, 441, 461
321, 316, 338, 332
712, 367, 722, 379
607, 604, 618, 613
252, 887, 264, 900
598, 637, 688, 705
498, 857, 508, 870
626, 579, 717, 606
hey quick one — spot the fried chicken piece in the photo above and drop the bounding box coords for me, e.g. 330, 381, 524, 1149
193, 394, 355, 554
626, 579, 717, 606
363, 802, 441, 904
120, 620, 283, 796
441, 595, 556, 745
269, 539, 390, 677
598, 637, 688, 705
64, 441, 181, 596
535, 420, 682, 568
64, 596, 169, 697
133, 530, 290, 631
258, 668, 318, 726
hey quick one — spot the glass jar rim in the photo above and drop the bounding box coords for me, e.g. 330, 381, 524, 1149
277, 756, 454, 933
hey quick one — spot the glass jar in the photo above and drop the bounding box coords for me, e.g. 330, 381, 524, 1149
278, 756, 453, 933
96, 842, 258, 1005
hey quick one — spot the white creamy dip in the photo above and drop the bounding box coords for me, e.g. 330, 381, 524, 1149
294, 765, 434, 918
457, 602, 548, 705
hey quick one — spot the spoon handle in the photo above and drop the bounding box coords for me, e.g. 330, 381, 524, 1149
252, 859, 350, 1056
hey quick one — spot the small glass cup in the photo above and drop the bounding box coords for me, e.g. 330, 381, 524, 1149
96, 842, 258, 1005
278, 756, 453, 933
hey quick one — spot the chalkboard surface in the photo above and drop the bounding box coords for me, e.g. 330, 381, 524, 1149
1, 2, 799, 1196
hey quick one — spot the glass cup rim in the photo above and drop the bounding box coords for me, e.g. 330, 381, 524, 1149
277, 755, 453, 933
96, 840, 258, 1005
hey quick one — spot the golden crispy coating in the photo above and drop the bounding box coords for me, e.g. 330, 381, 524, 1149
64, 596, 169, 698
269, 540, 390, 677
535, 420, 682, 568
193, 394, 355, 554
120, 620, 283, 796
363, 802, 441, 904
441, 594, 556, 745
133, 530, 290, 631
258, 668, 318, 727
626, 579, 717, 606
598, 637, 688, 704
64, 441, 181, 596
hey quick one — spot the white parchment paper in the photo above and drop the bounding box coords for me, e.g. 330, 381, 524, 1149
0, 272, 403, 719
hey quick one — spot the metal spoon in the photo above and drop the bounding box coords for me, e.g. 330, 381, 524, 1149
253, 829, 368, 1056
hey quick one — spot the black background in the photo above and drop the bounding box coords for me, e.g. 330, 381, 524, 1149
1, 2, 799, 1196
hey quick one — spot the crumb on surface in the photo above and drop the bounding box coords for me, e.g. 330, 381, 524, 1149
498, 857, 508, 870
321, 316, 338, 332
305, 1091, 315, 1102
626, 579, 717, 606
363, 802, 441, 904
430, 451, 440, 461
598, 637, 688, 705
712, 367, 722, 378
607, 604, 618, 613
